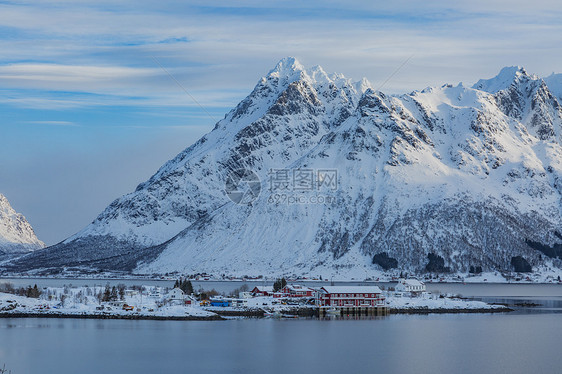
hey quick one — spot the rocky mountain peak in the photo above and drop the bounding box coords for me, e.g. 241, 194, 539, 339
0, 193, 44, 258
267, 56, 306, 79
472, 66, 533, 94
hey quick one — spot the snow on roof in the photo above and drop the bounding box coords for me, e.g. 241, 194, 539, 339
252, 286, 274, 292
320, 286, 382, 294
285, 284, 313, 292
400, 279, 424, 287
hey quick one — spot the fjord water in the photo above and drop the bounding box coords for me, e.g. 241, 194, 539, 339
1, 312, 562, 374
1, 283, 562, 374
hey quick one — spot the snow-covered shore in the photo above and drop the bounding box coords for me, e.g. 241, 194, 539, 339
385, 293, 508, 312
0, 288, 217, 320
0, 285, 510, 320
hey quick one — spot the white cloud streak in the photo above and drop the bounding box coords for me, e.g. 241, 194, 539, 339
23, 120, 79, 126
0, 0, 559, 109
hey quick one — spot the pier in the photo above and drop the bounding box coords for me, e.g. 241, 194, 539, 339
319, 306, 389, 317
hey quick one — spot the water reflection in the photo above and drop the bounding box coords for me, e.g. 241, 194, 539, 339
319, 315, 387, 321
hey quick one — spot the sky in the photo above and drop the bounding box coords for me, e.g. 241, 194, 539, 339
1, 0, 561, 245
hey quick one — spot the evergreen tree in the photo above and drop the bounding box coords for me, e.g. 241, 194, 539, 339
273, 278, 287, 292
118, 284, 126, 300
175, 278, 194, 294
102, 284, 111, 302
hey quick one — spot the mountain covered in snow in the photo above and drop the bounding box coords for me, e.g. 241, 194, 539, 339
6, 59, 562, 278
0, 193, 44, 259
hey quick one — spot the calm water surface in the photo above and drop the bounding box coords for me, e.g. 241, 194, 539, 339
1, 314, 562, 374
1, 281, 562, 374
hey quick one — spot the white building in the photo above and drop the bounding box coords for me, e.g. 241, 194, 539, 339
167, 287, 185, 301
230, 298, 249, 307
148, 288, 162, 298
239, 291, 253, 299
124, 290, 138, 297
395, 279, 426, 295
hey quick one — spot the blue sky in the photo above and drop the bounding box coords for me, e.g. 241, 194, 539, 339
1, 0, 561, 245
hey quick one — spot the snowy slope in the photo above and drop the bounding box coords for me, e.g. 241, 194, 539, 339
0, 193, 44, 258
7, 57, 371, 271
7, 59, 562, 277
137, 76, 562, 277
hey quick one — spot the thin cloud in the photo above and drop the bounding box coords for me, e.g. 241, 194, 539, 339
23, 120, 79, 127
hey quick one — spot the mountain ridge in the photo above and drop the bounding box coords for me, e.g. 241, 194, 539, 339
6, 59, 562, 278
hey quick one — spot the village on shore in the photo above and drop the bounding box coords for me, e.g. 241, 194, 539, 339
0, 278, 510, 320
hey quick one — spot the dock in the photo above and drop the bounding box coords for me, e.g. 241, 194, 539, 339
318, 306, 389, 317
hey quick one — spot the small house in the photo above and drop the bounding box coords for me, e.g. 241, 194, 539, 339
395, 279, 426, 296
251, 286, 274, 296
184, 295, 198, 306
124, 289, 138, 297
168, 287, 186, 301
277, 284, 314, 298
104, 300, 127, 310
148, 288, 162, 298
239, 291, 253, 299
230, 298, 248, 307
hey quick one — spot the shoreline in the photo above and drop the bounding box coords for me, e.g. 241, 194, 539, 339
0, 306, 513, 320
0, 312, 224, 321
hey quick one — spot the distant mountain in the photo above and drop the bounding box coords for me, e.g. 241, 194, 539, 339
544, 73, 562, 102
6, 58, 562, 278
0, 193, 44, 259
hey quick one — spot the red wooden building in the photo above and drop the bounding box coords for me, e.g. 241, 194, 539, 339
274, 284, 315, 298
251, 286, 274, 296
316, 286, 384, 307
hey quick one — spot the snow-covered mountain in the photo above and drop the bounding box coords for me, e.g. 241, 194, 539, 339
0, 193, 44, 258
7, 58, 562, 277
